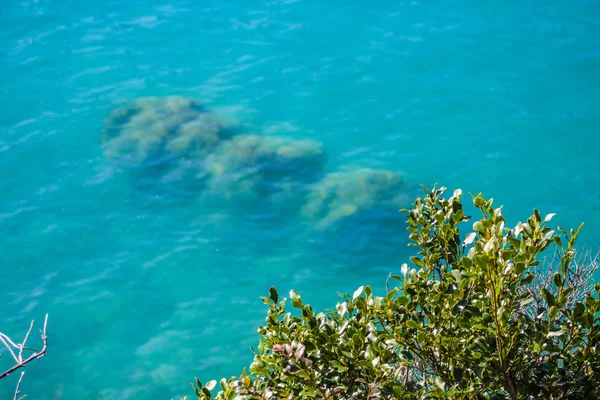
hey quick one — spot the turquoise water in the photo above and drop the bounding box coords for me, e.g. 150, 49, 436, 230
1, 0, 599, 398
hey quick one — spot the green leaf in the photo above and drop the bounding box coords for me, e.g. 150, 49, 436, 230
520, 296, 534, 307
409, 269, 418, 282
473, 221, 485, 233
463, 232, 477, 246
337, 302, 348, 316
473, 195, 485, 208
435, 376, 446, 390
547, 330, 564, 338
353, 286, 364, 300
543, 213, 556, 223
534, 209, 541, 223
269, 287, 279, 303
483, 237, 495, 253
289, 289, 301, 302
540, 288, 555, 307
514, 262, 526, 275
219, 378, 228, 391
521, 272, 535, 285
451, 269, 462, 283
406, 320, 419, 329
410, 256, 424, 268
260, 296, 271, 305
582, 313, 593, 328
553, 235, 562, 247
553, 273, 563, 289
401, 263, 409, 276
507, 237, 520, 249
453, 209, 465, 223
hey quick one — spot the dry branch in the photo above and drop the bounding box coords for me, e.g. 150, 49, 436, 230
0, 314, 48, 380
14, 371, 25, 400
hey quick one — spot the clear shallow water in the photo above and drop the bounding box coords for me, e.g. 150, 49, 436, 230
1, 0, 599, 398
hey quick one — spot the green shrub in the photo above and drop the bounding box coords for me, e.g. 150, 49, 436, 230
184, 186, 600, 399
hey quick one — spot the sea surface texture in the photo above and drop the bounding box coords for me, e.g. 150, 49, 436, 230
1, 0, 599, 398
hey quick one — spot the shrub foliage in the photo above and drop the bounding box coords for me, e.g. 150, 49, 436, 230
185, 186, 600, 399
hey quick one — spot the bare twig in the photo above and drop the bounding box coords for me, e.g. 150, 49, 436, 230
14, 371, 25, 400
520, 249, 599, 318
0, 333, 21, 349
0, 314, 49, 380
0, 334, 20, 363
18, 321, 34, 362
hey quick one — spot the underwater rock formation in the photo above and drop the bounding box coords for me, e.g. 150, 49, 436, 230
102, 96, 227, 169
301, 167, 409, 231
203, 134, 325, 203
299, 166, 413, 269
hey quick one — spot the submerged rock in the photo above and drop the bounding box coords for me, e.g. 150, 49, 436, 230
301, 167, 409, 231
299, 166, 413, 269
203, 134, 325, 203
102, 96, 226, 169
